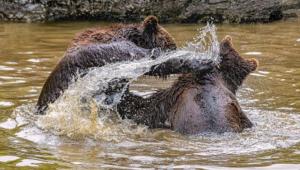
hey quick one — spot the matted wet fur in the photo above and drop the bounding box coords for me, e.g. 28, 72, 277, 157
69, 15, 176, 51
36, 15, 179, 114
36, 41, 153, 114
117, 36, 258, 134
36, 41, 213, 114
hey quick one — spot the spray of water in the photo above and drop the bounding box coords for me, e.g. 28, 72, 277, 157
1, 24, 300, 157
183, 24, 220, 63
27, 23, 220, 141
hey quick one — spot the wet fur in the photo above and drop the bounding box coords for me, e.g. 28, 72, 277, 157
36, 41, 153, 114
36, 16, 178, 114
37, 36, 257, 134
118, 36, 258, 134
36, 14, 257, 134
69, 16, 176, 52
36, 42, 212, 114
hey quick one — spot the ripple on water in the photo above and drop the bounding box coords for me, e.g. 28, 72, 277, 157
16, 51, 34, 55
2, 102, 300, 158
16, 126, 61, 145
4, 61, 18, 65
244, 52, 262, 55
258, 70, 270, 75
27, 58, 41, 63
0, 65, 15, 71
286, 69, 295, 73
250, 73, 267, 77
0, 80, 26, 85
0, 101, 14, 107
0, 156, 20, 163
0, 76, 22, 80
27, 58, 48, 63
161, 164, 300, 170
130, 156, 162, 163
0, 118, 17, 129
16, 159, 44, 167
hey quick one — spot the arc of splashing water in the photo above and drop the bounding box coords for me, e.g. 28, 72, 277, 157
23, 23, 221, 140
183, 23, 220, 64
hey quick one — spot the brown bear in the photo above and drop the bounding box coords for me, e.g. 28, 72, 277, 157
117, 36, 258, 134
36, 35, 257, 134
36, 12, 257, 134
36, 33, 257, 134
36, 15, 179, 114
36, 41, 213, 114
68, 15, 176, 52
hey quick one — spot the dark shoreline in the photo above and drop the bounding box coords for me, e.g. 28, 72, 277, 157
0, 0, 299, 23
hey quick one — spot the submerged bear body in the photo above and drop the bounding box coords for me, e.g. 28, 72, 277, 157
168, 74, 252, 134
118, 36, 257, 134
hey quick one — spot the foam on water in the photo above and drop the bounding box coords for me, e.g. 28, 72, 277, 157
2, 24, 300, 157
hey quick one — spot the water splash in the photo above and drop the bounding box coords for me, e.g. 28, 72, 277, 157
26, 23, 220, 141
3, 23, 300, 158
183, 24, 220, 64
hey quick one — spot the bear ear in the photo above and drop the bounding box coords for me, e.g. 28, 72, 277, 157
143, 15, 159, 33
247, 58, 259, 72
220, 35, 234, 55
222, 35, 234, 48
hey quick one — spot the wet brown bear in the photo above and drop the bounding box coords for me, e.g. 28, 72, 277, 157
68, 15, 176, 51
36, 41, 212, 114
118, 36, 258, 134
36, 15, 180, 114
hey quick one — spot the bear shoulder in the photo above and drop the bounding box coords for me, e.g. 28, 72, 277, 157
68, 16, 176, 51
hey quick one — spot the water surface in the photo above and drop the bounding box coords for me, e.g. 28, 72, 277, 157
0, 21, 300, 169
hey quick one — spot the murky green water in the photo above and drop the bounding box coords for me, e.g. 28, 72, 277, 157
0, 20, 300, 169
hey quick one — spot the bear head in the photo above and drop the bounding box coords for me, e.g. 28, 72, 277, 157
219, 35, 258, 93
